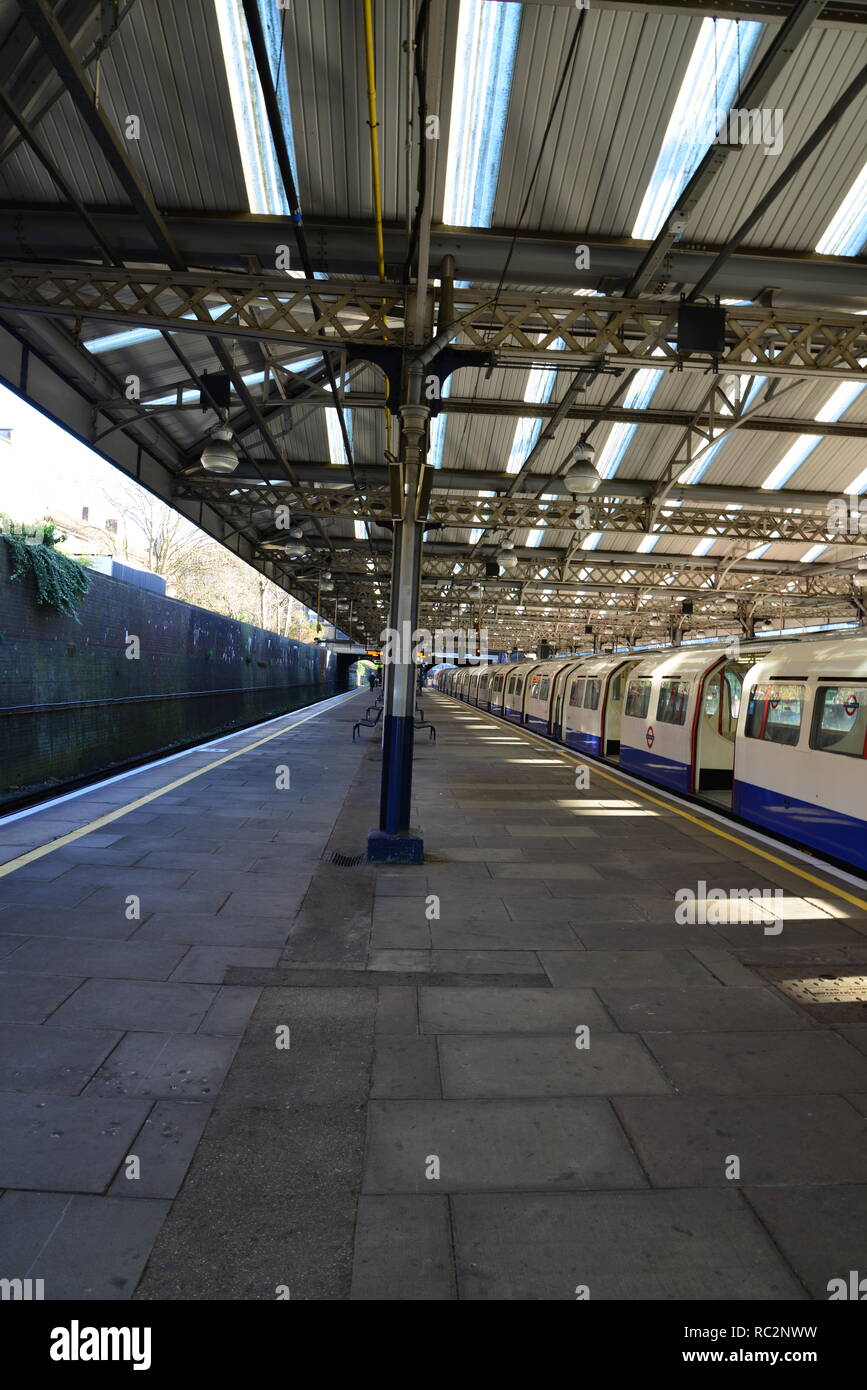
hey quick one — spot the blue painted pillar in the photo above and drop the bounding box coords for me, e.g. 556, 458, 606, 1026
368, 402, 429, 864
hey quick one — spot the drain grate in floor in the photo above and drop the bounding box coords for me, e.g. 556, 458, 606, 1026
328, 851, 367, 867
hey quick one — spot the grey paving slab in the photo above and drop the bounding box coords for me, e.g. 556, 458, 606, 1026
429, 950, 545, 975
372, 1036, 441, 1098
0, 1092, 151, 1192
84, 887, 231, 914
85, 1031, 240, 1100
0, 881, 98, 908
419, 987, 612, 1034
451, 1190, 804, 1300
134, 1102, 365, 1300
643, 1030, 867, 1093
131, 913, 289, 947
0, 934, 30, 958
429, 918, 580, 950
169, 945, 282, 983
439, 1034, 669, 1098
363, 1099, 647, 1192
49, 979, 218, 1034
572, 923, 728, 951
197, 985, 262, 1036
2, 938, 188, 980
109, 1099, 213, 1199
840, 1027, 867, 1057
0, 907, 143, 939
0, 1190, 170, 1300
0, 1022, 120, 1094
370, 917, 431, 949
746, 1185, 867, 1299
374, 987, 418, 1034
615, 1094, 867, 1186
598, 984, 813, 1031
488, 863, 604, 881
350, 1196, 455, 1300
539, 949, 714, 990
0, 971, 83, 1022
505, 898, 611, 922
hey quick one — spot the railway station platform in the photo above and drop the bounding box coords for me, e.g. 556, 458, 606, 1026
2, 687, 867, 1301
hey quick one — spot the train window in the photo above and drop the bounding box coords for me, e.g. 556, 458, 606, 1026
625, 678, 652, 718
570, 678, 585, 708
538, 676, 550, 700
745, 683, 805, 746
811, 687, 867, 758
506, 676, 515, 695
657, 678, 691, 725
583, 678, 601, 710
704, 680, 720, 717
514, 676, 523, 696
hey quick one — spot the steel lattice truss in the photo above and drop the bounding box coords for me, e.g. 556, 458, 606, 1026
176, 479, 866, 548
3, 266, 867, 380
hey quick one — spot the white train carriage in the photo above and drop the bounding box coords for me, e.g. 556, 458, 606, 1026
502, 661, 541, 723
732, 636, 867, 870
560, 654, 643, 757
522, 659, 575, 733
619, 645, 760, 795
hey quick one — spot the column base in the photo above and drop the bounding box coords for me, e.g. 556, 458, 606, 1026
367, 828, 425, 864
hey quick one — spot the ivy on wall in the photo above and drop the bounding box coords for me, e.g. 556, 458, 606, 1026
1, 518, 90, 619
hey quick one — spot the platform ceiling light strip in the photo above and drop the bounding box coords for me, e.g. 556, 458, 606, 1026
442, 0, 521, 227
815, 158, 867, 255
632, 17, 763, 241
762, 379, 866, 490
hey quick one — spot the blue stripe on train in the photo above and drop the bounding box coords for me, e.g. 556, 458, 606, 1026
620, 743, 691, 794
564, 729, 601, 755
525, 713, 549, 733
733, 779, 867, 872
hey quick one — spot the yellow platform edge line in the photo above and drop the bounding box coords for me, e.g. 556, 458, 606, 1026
0, 691, 359, 880
437, 693, 867, 915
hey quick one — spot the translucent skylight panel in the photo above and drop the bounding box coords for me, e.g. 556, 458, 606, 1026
816, 159, 867, 256
800, 543, 828, 563
762, 381, 866, 489
85, 303, 230, 353
595, 366, 664, 480
442, 0, 521, 226
505, 346, 563, 474
427, 378, 451, 469
632, 17, 763, 240
215, 0, 298, 217
692, 537, 716, 556
637, 535, 660, 553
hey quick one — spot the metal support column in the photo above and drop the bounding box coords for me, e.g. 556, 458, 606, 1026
367, 400, 429, 863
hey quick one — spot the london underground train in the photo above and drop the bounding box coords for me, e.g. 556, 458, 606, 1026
435, 634, 867, 873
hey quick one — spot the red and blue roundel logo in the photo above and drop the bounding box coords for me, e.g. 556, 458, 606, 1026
844, 694, 859, 717
646, 725, 655, 748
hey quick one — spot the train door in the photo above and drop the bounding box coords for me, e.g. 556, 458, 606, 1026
694, 658, 749, 801
602, 660, 639, 757
550, 662, 582, 741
